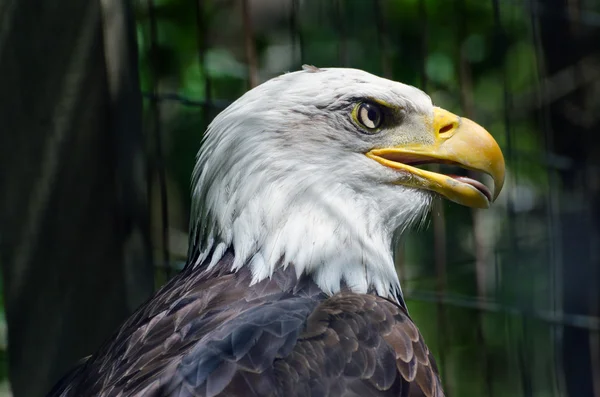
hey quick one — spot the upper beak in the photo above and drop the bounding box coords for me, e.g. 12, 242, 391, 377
366, 107, 505, 209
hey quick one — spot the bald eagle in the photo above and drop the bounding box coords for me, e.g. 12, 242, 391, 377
48, 66, 504, 397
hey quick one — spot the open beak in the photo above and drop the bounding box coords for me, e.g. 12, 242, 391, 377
366, 107, 505, 209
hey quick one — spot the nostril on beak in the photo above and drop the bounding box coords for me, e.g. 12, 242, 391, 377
438, 122, 457, 136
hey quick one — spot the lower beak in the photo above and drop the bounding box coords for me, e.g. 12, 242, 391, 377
366, 107, 505, 209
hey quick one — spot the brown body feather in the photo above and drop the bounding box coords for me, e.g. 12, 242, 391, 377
48, 250, 444, 397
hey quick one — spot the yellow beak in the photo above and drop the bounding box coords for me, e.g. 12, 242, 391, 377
366, 107, 505, 209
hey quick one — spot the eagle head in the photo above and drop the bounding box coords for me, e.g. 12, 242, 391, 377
190, 66, 505, 302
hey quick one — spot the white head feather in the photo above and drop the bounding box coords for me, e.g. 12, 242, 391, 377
190, 67, 436, 301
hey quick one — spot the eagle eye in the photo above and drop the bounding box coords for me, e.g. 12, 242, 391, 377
355, 102, 383, 131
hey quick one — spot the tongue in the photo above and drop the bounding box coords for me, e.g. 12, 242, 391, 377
448, 175, 492, 202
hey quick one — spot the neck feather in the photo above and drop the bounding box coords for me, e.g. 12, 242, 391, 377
188, 171, 431, 301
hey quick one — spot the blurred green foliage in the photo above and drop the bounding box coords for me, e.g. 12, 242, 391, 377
134, 0, 560, 395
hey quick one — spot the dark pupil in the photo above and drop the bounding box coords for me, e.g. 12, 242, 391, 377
367, 107, 377, 122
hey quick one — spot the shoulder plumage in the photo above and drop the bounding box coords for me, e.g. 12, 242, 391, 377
292, 292, 444, 397
48, 261, 443, 397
